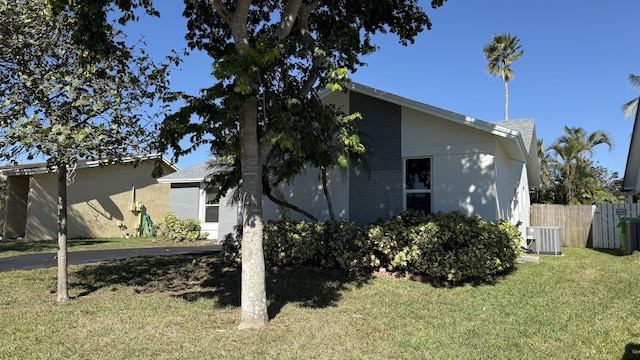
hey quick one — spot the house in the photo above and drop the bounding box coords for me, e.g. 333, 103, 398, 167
0, 155, 177, 240
264, 83, 539, 238
622, 101, 640, 201
156, 161, 241, 241
161, 82, 540, 242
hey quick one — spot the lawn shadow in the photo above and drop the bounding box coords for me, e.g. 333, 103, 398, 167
71, 256, 361, 321
623, 343, 640, 360
174, 262, 360, 320
592, 248, 624, 257
71, 256, 216, 298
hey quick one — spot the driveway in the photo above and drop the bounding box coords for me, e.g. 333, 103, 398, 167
0, 245, 221, 272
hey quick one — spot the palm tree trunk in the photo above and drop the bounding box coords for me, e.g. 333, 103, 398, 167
238, 96, 269, 330
321, 166, 336, 221
504, 80, 509, 121
56, 164, 69, 302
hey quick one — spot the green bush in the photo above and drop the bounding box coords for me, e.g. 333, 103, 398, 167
369, 211, 523, 283
156, 212, 207, 242
220, 220, 375, 277
219, 211, 523, 284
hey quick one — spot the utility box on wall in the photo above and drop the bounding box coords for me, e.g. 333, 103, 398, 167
526, 226, 562, 255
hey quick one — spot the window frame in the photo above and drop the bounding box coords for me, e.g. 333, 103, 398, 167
403, 157, 433, 213
199, 184, 220, 224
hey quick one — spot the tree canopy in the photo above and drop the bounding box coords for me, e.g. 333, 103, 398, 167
483, 33, 523, 121
0, 0, 172, 301
532, 127, 621, 205
48, 0, 449, 328
622, 73, 640, 118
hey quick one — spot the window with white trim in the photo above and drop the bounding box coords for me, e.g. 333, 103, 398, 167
404, 158, 432, 213
203, 187, 219, 223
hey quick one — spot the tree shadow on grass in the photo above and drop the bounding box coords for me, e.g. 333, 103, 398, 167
623, 343, 640, 360
71, 256, 362, 321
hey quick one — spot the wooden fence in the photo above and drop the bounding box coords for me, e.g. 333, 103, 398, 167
530, 203, 640, 249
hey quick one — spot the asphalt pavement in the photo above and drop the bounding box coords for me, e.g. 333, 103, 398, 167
0, 245, 221, 272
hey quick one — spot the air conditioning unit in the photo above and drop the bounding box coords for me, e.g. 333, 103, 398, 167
526, 227, 562, 255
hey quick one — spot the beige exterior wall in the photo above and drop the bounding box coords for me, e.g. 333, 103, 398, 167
24, 161, 173, 240
3, 176, 30, 238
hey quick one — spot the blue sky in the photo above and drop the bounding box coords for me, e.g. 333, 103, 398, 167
126, 0, 640, 177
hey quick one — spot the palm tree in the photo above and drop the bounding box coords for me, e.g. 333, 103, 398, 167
622, 73, 640, 118
530, 139, 557, 203
483, 33, 524, 120
548, 126, 613, 204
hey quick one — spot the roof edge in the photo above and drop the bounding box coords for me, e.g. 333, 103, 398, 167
0, 154, 177, 177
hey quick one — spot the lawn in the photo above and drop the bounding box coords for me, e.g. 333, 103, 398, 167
0, 237, 213, 259
0, 248, 639, 359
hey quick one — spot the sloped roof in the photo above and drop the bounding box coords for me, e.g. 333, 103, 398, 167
0, 154, 177, 177
157, 160, 229, 183
493, 119, 536, 154
321, 82, 540, 187
324, 82, 530, 161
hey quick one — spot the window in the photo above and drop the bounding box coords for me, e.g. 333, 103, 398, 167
405, 158, 431, 213
204, 188, 219, 223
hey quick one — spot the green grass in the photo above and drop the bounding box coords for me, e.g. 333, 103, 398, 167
0, 237, 212, 258
1, 248, 639, 359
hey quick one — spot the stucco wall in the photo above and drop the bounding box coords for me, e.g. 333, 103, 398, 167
3, 176, 29, 238
257, 88, 531, 229
402, 107, 503, 220
218, 189, 241, 240
24, 161, 172, 240
262, 166, 349, 222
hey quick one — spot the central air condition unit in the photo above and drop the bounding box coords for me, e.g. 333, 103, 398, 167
526, 227, 562, 255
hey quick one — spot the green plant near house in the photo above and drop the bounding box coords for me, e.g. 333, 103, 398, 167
156, 212, 207, 242
220, 211, 523, 284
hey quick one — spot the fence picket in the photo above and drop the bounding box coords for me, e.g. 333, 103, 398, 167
532, 203, 640, 249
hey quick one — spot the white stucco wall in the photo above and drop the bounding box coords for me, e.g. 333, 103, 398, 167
262, 89, 531, 231
262, 166, 349, 222
402, 107, 504, 221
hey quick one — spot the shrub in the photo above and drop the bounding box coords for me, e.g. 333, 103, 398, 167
219, 211, 523, 284
219, 219, 375, 277
369, 210, 523, 283
219, 225, 242, 267
156, 212, 207, 242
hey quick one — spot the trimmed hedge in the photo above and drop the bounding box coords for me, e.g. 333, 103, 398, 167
368, 211, 523, 283
220, 211, 523, 284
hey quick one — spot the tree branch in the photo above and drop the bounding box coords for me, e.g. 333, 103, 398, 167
262, 175, 318, 221
208, 0, 232, 25
231, 0, 252, 48
275, 0, 303, 40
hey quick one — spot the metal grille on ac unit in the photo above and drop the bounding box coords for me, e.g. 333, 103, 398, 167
526, 227, 562, 255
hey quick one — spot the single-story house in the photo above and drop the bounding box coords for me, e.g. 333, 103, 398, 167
160, 82, 540, 243
622, 100, 640, 201
156, 161, 241, 241
0, 155, 177, 240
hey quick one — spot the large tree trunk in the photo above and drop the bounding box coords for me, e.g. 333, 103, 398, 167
56, 164, 69, 302
238, 96, 269, 329
321, 166, 336, 221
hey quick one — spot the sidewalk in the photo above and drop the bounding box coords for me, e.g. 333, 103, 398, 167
0, 245, 221, 272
